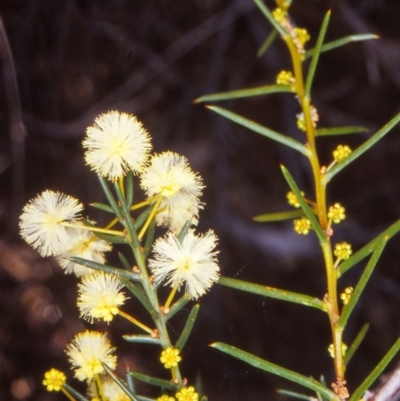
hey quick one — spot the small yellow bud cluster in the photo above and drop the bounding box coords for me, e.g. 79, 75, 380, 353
333, 145, 352, 163
176, 386, 199, 401
287, 191, 304, 208
328, 203, 346, 224
293, 216, 311, 235
293, 28, 310, 47
157, 396, 176, 401
296, 106, 319, 132
328, 343, 348, 358
272, 7, 287, 24
160, 346, 182, 369
334, 242, 352, 261
276, 70, 295, 87
43, 369, 66, 392
340, 287, 353, 305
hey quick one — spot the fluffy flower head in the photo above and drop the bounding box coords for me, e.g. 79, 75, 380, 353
334, 242, 352, 261
66, 330, 117, 382
78, 272, 127, 323
19, 190, 83, 257
83, 111, 152, 181
140, 152, 204, 233
294, 216, 311, 235
88, 377, 130, 401
56, 223, 112, 277
328, 203, 346, 224
149, 229, 220, 300
43, 369, 66, 392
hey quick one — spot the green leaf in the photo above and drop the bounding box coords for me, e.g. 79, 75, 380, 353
349, 337, 400, 401
166, 295, 191, 320
339, 219, 400, 276
118, 277, 156, 317
305, 10, 331, 97
143, 218, 156, 259
134, 206, 153, 230
69, 257, 140, 281
178, 219, 192, 243
305, 34, 379, 60
211, 343, 340, 401
89, 202, 114, 213
123, 335, 161, 345
62, 384, 90, 401
206, 105, 309, 155
277, 389, 315, 401
257, 29, 279, 58
253, 209, 303, 222
194, 84, 291, 103
345, 323, 370, 365
91, 231, 127, 244
339, 237, 387, 330
316, 126, 368, 136
103, 363, 139, 401
114, 182, 141, 249
128, 372, 178, 391
218, 277, 325, 311
176, 304, 200, 351
125, 170, 134, 209
118, 252, 131, 270
97, 174, 124, 222
126, 370, 136, 395
324, 112, 400, 183
252, 0, 287, 37
281, 165, 327, 244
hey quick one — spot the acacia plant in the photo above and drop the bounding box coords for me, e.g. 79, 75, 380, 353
195, 0, 400, 400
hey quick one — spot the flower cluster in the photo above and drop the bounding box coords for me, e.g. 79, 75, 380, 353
287, 190, 304, 208
333, 145, 352, 163
276, 70, 295, 88
334, 242, 352, 261
328, 203, 346, 224
328, 343, 348, 358
293, 216, 311, 235
297, 106, 319, 131
340, 287, 353, 305
21, 110, 220, 400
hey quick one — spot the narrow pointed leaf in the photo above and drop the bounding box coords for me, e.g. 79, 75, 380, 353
257, 29, 279, 57
176, 304, 200, 351
305, 34, 379, 60
211, 343, 339, 401
281, 166, 327, 244
62, 384, 89, 401
97, 174, 124, 221
206, 105, 309, 155
89, 202, 114, 213
166, 295, 191, 320
253, 209, 303, 222
277, 389, 314, 400
128, 372, 178, 391
123, 335, 161, 345
305, 10, 331, 97
178, 219, 192, 243
133, 206, 153, 230
339, 237, 387, 330
345, 323, 370, 365
325, 112, 400, 182
69, 257, 140, 281
125, 170, 134, 209
195, 84, 291, 103
349, 337, 400, 401
252, 0, 287, 37
126, 370, 136, 394
103, 363, 139, 401
118, 277, 156, 316
218, 277, 325, 311
91, 231, 127, 244
143, 218, 156, 259
316, 126, 368, 136
114, 182, 141, 249
118, 252, 131, 270
340, 219, 400, 276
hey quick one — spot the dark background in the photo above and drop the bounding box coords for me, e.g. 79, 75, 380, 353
1, 0, 400, 400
